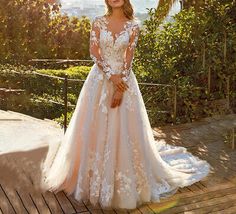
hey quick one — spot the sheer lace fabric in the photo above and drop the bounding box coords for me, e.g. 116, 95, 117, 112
40, 15, 211, 210
89, 15, 140, 81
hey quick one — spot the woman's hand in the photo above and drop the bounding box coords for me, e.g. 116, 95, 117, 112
110, 74, 129, 93
111, 89, 124, 108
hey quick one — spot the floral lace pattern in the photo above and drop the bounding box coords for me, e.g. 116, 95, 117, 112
40, 15, 211, 211
89, 15, 140, 81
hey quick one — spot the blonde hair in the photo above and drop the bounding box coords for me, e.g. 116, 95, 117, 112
104, 0, 134, 20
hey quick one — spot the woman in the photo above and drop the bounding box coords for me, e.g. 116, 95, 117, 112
40, 0, 211, 210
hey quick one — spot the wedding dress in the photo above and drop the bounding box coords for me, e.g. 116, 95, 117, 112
40, 15, 211, 210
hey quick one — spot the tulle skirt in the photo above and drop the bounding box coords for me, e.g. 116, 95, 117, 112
40, 64, 211, 209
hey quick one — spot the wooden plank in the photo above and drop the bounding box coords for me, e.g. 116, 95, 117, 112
152, 190, 236, 214
41, 191, 63, 214
102, 209, 117, 214
88, 210, 103, 214
146, 199, 181, 214
1, 111, 236, 213
187, 183, 202, 192
177, 187, 191, 193
11, 156, 34, 187
15, 189, 39, 214
28, 190, 51, 214
149, 183, 236, 209
0, 184, 16, 214
195, 181, 207, 192
0, 156, 23, 187
87, 206, 104, 214
4, 154, 41, 214
65, 194, 88, 213
11, 147, 47, 188
181, 199, 236, 214
0, 185, 26, 214
127, 209, 142, 214
81, 200, 104, 213
212, 204, 236, 214
113, 208, 129, 214
54, 191, 76, 213
138, 204, 155, 214
176, 189, 182, 194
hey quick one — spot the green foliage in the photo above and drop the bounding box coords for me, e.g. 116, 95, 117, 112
135, 0, 236, 123
1, 0, 235, 126
38, 65, 90, 79
0, 0, 91, 63
0, 63, 175, 127
0, 63, 89, 121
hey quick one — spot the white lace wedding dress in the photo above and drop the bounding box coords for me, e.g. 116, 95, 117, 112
40, 15, 211, 210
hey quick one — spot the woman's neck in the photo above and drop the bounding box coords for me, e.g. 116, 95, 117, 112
110, 8, 126, 20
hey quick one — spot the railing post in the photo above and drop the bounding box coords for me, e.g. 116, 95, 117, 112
207, 67, 211, 96
179, 0, 184, 10
173, 84, 177, 124
63, 74, 68, 133
232, 127, 235, 150
224, 31, 227, 63
0, 90, 7, 110
202, 42, 206, 69
226, 76, 230, 110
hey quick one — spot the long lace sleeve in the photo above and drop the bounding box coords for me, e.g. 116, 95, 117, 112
121, 22, 140, 82
90, 17, 113, 80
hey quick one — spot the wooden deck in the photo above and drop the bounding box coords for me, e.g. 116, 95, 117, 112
0, 110, 236, 214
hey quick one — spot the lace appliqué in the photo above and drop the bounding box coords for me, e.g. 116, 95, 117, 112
90, 15, 140, 82
151, 178, 172, 202
89, 152, 102, 200
124, 93, 135, 111
100, 142, 113, 205
101, 178, 113, 204
123, 76, 139, 111
127, 136, 150, 194
115, 170, 133, 196
103, 141, 111, 165
74, 172, 84, 199
89, 16, 116, 80
90, 67, 104, 82
121, 22, 140, 82
88, 143, 114, 205
98, 86, 108, 114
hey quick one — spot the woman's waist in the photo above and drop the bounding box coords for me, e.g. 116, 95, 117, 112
100, 60, 124, 73
93, 58, 133, 73
92, 64, 133, 77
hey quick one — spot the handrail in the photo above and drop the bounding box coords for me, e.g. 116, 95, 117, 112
5, 67, 232, 130
29, 59, 93, 63
4, 69, 177, 131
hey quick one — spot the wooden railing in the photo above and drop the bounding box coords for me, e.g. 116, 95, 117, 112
2, 67, 177, 133
2, 59, 234, 133
27, 71, 177, 133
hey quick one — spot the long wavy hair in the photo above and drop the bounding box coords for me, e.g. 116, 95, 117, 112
104, 0, 134, 20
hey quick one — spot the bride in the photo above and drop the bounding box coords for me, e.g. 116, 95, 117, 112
40, 0, 211, 210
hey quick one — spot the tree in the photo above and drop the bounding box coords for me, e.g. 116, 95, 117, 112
0, 0, 91, 63
138, 0, 236, 122
156, 0, 206, 21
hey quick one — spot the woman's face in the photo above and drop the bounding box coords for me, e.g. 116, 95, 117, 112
107, 0, 125, 8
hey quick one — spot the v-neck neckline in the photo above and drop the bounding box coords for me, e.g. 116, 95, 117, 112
102, 15, 132, 45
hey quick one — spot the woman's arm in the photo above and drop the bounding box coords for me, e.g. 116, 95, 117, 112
121, 22, 140, 82
89, 17, 114, 80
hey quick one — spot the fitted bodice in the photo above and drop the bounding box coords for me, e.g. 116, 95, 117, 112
100, 30, 129, 71
95, 16, 140, 73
